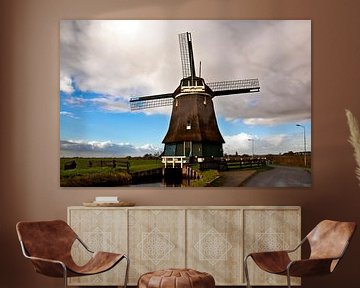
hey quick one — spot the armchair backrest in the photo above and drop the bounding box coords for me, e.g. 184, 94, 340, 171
306, 220, 356, 270
16, 220, 77, 262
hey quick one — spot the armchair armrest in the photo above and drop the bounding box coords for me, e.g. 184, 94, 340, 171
19, 240, 67, 277
286, 237, 307, 253
25, 255, 67, 277
76, 235, 95, 254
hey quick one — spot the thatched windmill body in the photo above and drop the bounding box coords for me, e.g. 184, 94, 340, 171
130, 32, 260, 165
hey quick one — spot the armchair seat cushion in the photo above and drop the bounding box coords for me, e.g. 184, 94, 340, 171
66, 251, 125, 276
250, 251, 291, 274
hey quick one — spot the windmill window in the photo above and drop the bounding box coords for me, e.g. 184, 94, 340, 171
186, 121, 192, 130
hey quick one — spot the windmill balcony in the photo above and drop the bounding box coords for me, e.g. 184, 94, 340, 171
180, 85, 206, 94
162, 156, 189, 168
180, 78, 205, 94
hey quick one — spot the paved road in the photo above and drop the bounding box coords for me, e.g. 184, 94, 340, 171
215, 170, 257, 187
243, 165, 311, 187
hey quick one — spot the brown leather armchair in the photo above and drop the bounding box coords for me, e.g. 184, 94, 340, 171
16, 220, 129, 288
244, 219, 356, 288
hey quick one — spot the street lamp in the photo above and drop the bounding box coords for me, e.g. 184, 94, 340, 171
296, 124, 307, 167
248, 138, 254, 158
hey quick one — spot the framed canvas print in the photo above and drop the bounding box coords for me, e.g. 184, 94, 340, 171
60, 20, 311, 187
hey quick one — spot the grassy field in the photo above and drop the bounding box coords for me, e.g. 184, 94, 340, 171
190, 169, 220, 187
60, 157, 163, 187
60, 155, 309, 187
60, 157, 163, 172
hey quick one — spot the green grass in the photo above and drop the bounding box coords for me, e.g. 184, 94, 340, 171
60, 157, 162, 172
189, 167, 220, 187
60, 157, 163, 186
128, 159, 162, 172
60, 167, 132, 187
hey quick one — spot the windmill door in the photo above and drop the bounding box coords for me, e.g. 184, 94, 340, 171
184, 141, 192, 156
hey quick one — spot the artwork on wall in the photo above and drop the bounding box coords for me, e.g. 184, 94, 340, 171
60, 20, 311, 187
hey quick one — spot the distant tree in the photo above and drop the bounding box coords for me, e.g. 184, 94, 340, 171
144, 153, 155, 159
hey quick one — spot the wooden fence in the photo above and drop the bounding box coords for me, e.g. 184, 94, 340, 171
200, 158, 266, 171
88, 160, 130, 172
63, 159, 130, 172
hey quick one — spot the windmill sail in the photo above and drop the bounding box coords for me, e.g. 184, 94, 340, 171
130, 93, 173, 110
207, 79, 260, 96
179, 32, 196, 79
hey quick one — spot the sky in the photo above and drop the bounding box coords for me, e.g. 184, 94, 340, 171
60, 20, 311, 157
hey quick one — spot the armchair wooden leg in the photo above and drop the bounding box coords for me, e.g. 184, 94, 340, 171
244, 255, 252, 288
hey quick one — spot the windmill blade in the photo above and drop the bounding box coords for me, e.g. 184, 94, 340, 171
130, 93, 174, 110
207, 79, 260, 96
179, 32, 196, 79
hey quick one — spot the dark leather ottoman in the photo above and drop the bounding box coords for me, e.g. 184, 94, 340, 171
138, 268, 215, 288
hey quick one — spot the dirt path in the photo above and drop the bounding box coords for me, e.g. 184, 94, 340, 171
211, 170, 257, 186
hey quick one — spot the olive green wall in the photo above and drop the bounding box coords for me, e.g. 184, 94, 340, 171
1, 1, 360, 287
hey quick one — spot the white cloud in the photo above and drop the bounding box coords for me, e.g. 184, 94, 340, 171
60, 111, 79, 119
60, 139, 162, 157
223, 133, 253, 155
60, 76, 75, 94
87, 96, 129, 112
60, 20, 311, 124
243, 112, 310, 126
61, 20, 180, 99
263, 134, 288, 147
64, 96, 86, 105
223, 132, 309, 155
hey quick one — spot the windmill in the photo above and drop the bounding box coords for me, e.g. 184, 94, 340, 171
130, 32, 260, 166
